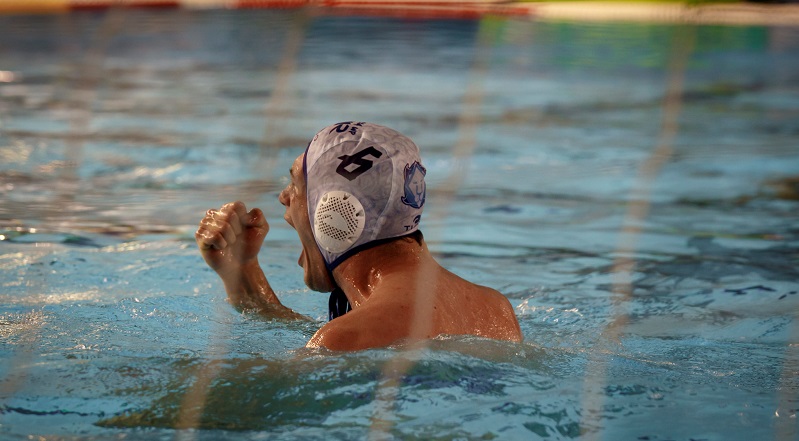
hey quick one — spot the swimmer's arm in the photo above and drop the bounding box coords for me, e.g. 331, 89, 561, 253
196, 201, 305, 320
222, 260, 306, 320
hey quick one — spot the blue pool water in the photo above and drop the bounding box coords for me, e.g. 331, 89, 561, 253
1, 8, 798, 440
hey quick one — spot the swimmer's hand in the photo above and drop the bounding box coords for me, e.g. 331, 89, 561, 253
196, 201, 268, 279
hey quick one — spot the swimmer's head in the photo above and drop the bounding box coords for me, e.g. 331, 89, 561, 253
303, 122, 426, 270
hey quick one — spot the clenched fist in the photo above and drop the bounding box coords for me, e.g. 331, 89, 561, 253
195, 201, 268, 281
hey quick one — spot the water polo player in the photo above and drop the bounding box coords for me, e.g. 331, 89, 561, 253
195, 122, 522, 350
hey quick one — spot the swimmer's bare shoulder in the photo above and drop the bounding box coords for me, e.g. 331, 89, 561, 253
479, 285, 523, 342
440, 277, 523, 343
307, 298, 414, 351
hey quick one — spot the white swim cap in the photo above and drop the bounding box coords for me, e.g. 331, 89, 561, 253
303, 122, 427, 270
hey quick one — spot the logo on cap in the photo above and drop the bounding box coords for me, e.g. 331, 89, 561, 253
401, 161, 426, 209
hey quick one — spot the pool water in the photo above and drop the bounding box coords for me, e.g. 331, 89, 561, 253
1, 8, 799, 440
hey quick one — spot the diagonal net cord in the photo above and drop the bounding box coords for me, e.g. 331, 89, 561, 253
172, 8, 312, 438
368, 18, 495, 440
578, 26, 696, 440
0, 2, 126, 423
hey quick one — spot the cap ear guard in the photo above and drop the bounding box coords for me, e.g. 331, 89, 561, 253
313, 191, 366, 254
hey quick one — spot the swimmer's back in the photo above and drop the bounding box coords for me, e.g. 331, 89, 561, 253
308, 266, 522, 351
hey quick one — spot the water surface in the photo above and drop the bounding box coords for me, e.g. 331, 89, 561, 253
1, 9, 798, 440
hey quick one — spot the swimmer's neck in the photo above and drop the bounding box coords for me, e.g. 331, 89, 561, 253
332, 237, 432, 308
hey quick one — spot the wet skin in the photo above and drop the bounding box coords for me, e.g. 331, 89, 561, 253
196, 153, 523, 350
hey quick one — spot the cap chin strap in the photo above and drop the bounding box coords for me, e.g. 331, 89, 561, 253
328, 287, 351, 321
